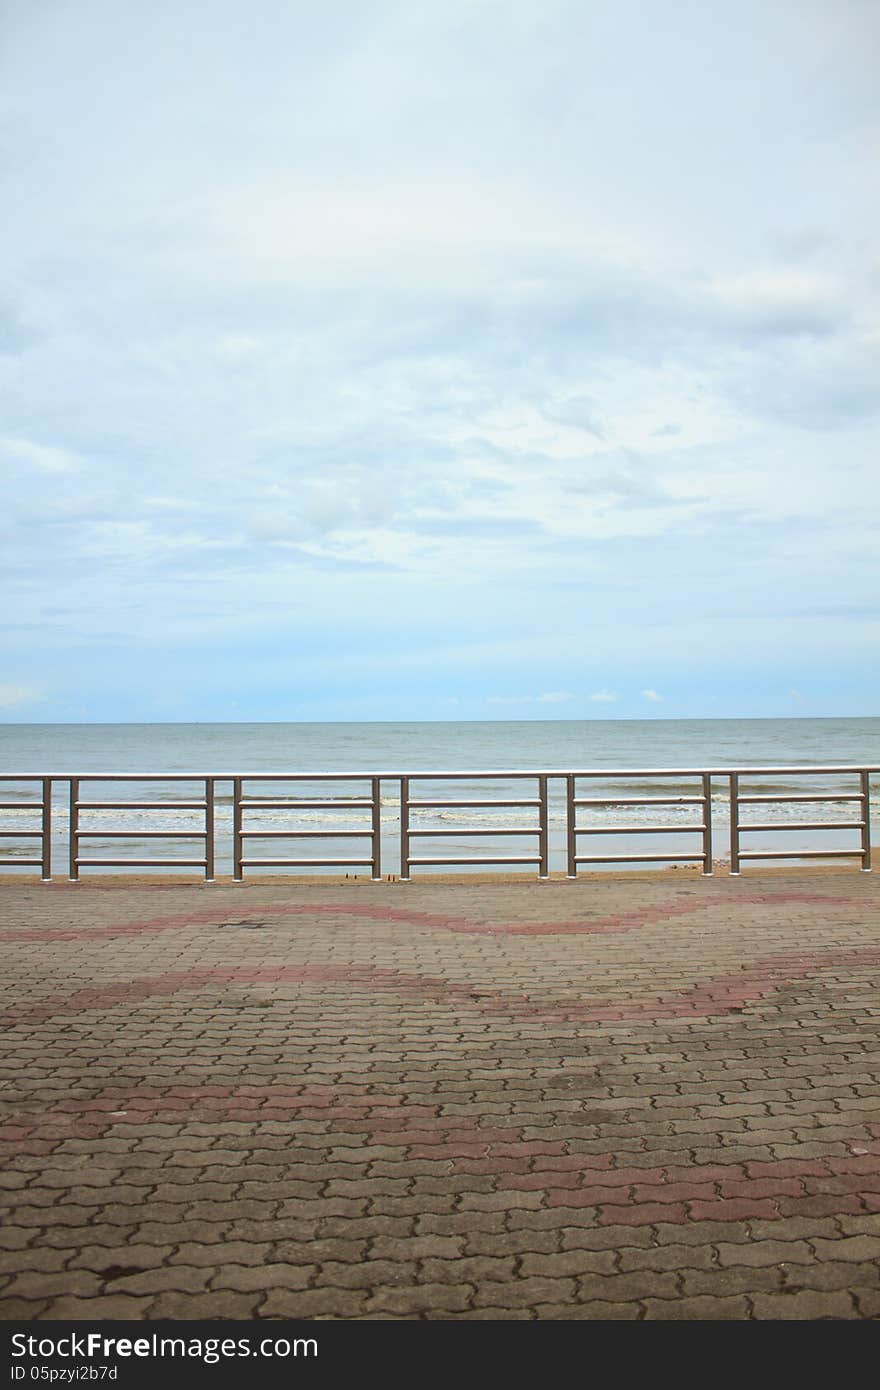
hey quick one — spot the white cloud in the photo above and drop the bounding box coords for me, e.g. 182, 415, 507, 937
486, 691, 575, 706
0, 683, 40, 709
0, 1, 877, 719
214, 333, 261, 363
0, 436, 81, 474
708, 270, 846, 334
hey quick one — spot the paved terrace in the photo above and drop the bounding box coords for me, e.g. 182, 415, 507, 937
0, 869, 879, 1321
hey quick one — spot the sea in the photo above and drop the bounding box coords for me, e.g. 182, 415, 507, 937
0, 718, 878, 878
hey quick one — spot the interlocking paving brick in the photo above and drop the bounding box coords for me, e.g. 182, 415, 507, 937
211, 1263, 314, 1292
471, 1275, 576, 1309
642, 1295, 752, 1319
680, 1266, 784, 1296
0, 1299, 51, 1319
148, 1291, 262, 1319
536, 1300, 642, 1320
715, 1239, 815, 1268
2, 870, 879, 1320
0, 1248, 70, 1275
783, 1261, 880, 1292
521, 1249, 618, 1278
2, 1271, 103, 1300
618, 1244, 716, 1273
456, 1306, 534, 1320
750, 1289, 856, 1319
260, 1288, 368, 1319
363, 1283, 473, 1316
35, 1295, 157, 1319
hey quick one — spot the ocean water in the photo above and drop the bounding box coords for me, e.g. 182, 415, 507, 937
0, 718, 878, 878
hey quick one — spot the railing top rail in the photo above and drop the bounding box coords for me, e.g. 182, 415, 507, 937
0, 765, 878, 780
0, 773, 219, 781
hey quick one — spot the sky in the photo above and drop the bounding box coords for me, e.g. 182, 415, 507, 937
1, 0, 879, 723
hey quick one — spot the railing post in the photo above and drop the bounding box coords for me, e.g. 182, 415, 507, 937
400, 777, 410, 881
566, 774, 576, 878
41, 777, 52, 881
538, 775, 549, 879
68, 778, 79, 881
729, 772, 740, 875
701, 773, 713, 875
233, 777, 243, 881
371, 777, 382, 880
860, 770, 872, 872
205, 778, 215, 882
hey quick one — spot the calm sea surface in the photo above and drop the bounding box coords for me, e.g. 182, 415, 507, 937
3, 716, 880, 773
1, 719, 877, 876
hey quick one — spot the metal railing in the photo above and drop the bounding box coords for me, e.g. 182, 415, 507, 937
232, 774, 382, 880
0, 776, 51, 880
400, 772, 549, 880
565, 770, 713, 875
730, 767, 872, 874
0, 765, 875, 880
69, 776, 216, 881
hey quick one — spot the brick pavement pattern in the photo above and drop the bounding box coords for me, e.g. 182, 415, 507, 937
1, 869, 879, 1320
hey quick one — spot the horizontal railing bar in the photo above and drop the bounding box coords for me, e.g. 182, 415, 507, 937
0, 802, 45, 810
239, 858, 373, 867
738, 821, 864, 833
73, 830, 206, 839
5, 767, 878, 778
726, 770, 877, 777
408, 799, 542, 809
407, 827, 539, 837
240, 799, 373, 810
236, 775, 380, 782
0, 859, 43, 866
574, 824, 706, 835
738, 793, 862, 804
575, 853, 707, 863
74, 858, 208, 867
573, 796, 704, 806
0, 830, 45, 838
737, 849, 864, 860
3, 765, 880, 779
567, 766, 880, 776
399, 774, 545, 781
76, 800, 208, 811
408, 855, 541, 865
239, 830, 371, 839
55, 775, 215, 781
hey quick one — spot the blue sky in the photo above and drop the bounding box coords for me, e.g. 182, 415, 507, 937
2, 0, 879, 723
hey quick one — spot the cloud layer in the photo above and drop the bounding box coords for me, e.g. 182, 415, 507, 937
2, 0, 879, 720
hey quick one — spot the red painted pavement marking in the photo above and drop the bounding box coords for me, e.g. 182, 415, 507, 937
0, 890, 873, 944
0, 963, 483, 1029
4, 943, 880, 1030
3, 1081, 878, 1226
6, 1084, 880, 1158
